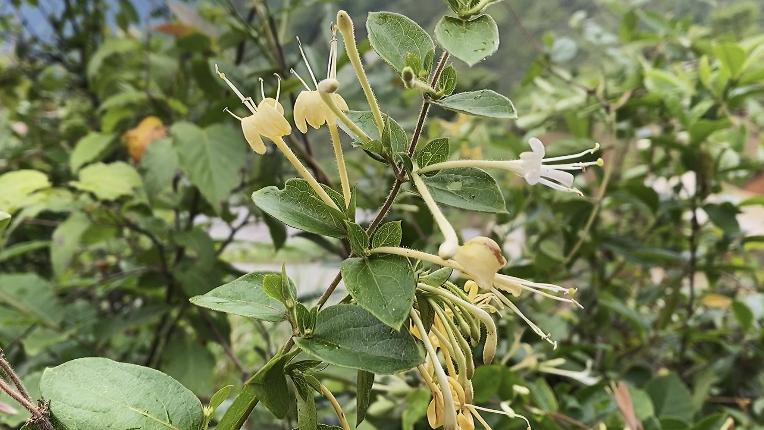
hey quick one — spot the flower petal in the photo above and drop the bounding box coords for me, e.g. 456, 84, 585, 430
540, 167, 575, 187
528, 137, 545, 157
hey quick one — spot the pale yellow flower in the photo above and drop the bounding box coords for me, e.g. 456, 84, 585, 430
291, 34, 349, 133
216, 65, 291, 154
453, 237, 507, 292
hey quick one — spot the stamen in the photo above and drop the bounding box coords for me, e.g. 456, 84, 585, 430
215, 64, 257, 114
223, 107, 243, 121
328, 24, 338, 79
273, 73, 282, 102
258, 77, 266, 102
290, 68, 312, 91
545, 160, 602, 170
466, 405, 494, 430
296, 36, 318, 87
538, 178, 584, 196
492, 288, 557, 349
543, 142, 600, 162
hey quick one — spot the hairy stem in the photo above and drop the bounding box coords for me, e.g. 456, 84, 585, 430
272, 137, 340, 210
328, 122, 352, 207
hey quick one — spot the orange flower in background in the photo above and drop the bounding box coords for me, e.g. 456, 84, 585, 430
122, 116, 166, 162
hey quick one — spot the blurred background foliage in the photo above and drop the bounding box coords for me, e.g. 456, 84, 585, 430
0, 0, 763, 429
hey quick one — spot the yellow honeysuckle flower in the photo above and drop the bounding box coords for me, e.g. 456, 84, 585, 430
291, 33, 349, 133
216, 65, 290, 154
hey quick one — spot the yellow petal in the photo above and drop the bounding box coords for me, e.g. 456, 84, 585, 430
241, 116, 266, 154
700, 293, 732, 309
122, 116, 166, 162
457, 412, 475, 430
453, 237, 507, 292
254, 105, 291, 140
294, 92, 311, 133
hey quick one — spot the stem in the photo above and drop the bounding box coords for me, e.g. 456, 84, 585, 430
319, 90, 373, 144
459, 0, 494, 17
336, 11, 384, 134
411, 310, 457, 430
418, 159, 516, 174
410, 171, 459, 258
318, 383, 351, 430
328, 122, 352, 207
0, 351, 29, 400
272, 137, 340, 210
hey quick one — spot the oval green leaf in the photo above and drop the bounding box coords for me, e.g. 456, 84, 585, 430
366, 12, 435, 73
40, 357, 204, 430
341, 255, 416, 329
294, 304, 424, 374
434, 14, 499, 66
422, 167, 507, 213
252, 179, 348, 238
189, 272, 289, 322
432, 89, 517, 119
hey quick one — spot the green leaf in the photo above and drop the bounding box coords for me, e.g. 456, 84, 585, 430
160, 335, 216, 397
435, 15, 499, 66
381, 116, 408, 155
0, 212, 9, 236
172, 121, 247, 211
69, 132, 115, 173
209, 385, 234, 411
71, 161, 144, 201
252, 179, 347, 238
141, 138, 180, 202
40, 357, 204, 430
356, 370, 374, 426
432, 90, 516, 118
645, 373, 696, 422
402, 388, 430, 430
247, 352, 295, 419
644, 68, 694, 100
366, 12, 435, 73
297, 390, 318, 430
422, 167, 507, 213
371, 221, 403, 248
732, 301, 753, 331
51, 212, 89, 278
437, 66, 457, 96
528, 378, 558, 412
416, 138, 450, 169
189, 272, 288, 322
346, 222, 369, 256
341, 255, 416, 329
294, 304, 424, 374
263, 213, 288, 250
0, 273, 62, 328
0, 170, 50, 213
714, 42, 747, 79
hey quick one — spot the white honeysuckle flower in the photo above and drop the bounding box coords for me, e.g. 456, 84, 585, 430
512, 137, 602, 194
291, 33, 349, 133
417, 137, 603, 195
216, 65, 291, 154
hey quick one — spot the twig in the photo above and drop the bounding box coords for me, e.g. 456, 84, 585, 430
0, 350, 29, 400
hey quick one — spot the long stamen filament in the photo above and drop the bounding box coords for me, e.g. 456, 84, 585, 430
296, 36, 319, 88
370, 247, 463, 272
223, 107, 243, 121
336, 10, 385, 134
543, 142, 600, 162
272, 137, 340, 210
215, 64, 257, 114
411, 171, 459, 259
411, 310, 458, 430
328, 122, 352, 207
290, 68, 313, 91
492, 288, 557, 349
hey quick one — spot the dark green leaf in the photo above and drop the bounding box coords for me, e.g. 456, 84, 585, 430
356, 370, 375, 426
346, 222, 369, 256
645, 373, 696, 422
247, 352, 295, 419
437, 66, 457, 96
252, 179, 348, 238
297, 390, 317, 430
416, 138, 450, 170
341, 255, 416, 329
371, 221, 403, 248
294, 304, 424, 374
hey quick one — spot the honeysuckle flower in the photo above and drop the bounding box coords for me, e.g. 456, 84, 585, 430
216, 65, 340, 211
216, 65, 291, 154
453, 237, 507, 292
418, 137, 603, 195
291, 33, 353, 206
292, 34, 350, 133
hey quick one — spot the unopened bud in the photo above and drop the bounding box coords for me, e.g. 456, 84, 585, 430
401, 66, 415, 86
318, 78, 340, 94
336, 10, 354, 35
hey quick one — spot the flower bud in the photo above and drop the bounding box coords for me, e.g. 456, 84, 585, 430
336, 10, 354, 37
453, 237, 507, 291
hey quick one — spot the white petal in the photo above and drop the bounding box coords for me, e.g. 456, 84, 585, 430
540, 167, 575, 187
528, 137, 546, 157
